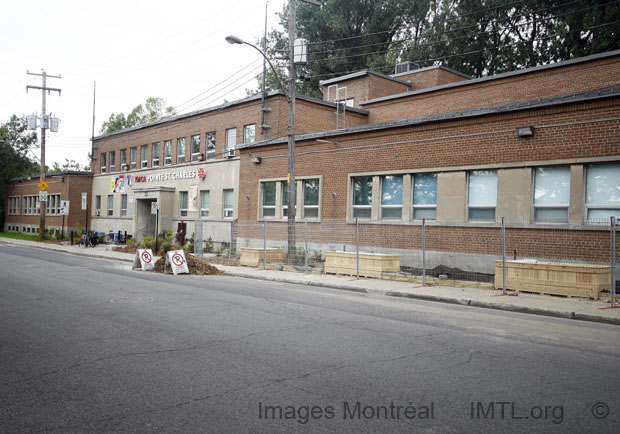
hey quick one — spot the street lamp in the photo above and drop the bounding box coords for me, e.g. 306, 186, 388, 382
226, 32, 298, 264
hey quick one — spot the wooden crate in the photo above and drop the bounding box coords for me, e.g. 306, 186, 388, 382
240, 247, 284, 267
324, 251, 400, 278
494, 260, 611, 299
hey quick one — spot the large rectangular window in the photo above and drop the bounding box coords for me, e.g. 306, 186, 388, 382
109, 151, 116, 172
200, 190, 210, 217
8, 197, 20, 215
413, 173, 437, 220
179, 191, 188, 217
45, 194, 61, 215
262, 182, 276, 218
130, 147, 137, 169
282, 183, 292, 217
381, 175, 403, 220
534, 166, 570, 222
120, 149, 127, 170
223, 189, 234, 218
152, 142, 160, 167
95, 195, 101, 214
226, 128, 236, 149
468, 170, 497, 221
107, 195, 114, 216
206, 132, 216, 160
23, 195, 40, 215
352, 176, 372, 219
303, 179, 320, 219
164, 140, 172, 165
177, 137, 186, 164
244, 124, 256, 144
191, 134, 201, 161
121, 194, 128, 216
586, 163, 620, 222
141, 145, 148, 168
100, 153, 107, 174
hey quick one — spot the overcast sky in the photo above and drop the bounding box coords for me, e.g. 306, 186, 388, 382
0, 0, 286, 167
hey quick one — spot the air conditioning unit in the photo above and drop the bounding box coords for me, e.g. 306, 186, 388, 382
223, 149, 236, 158
395, 61, 420, 75
94, 210, 101, 216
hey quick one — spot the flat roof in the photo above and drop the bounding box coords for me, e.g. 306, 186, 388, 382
319, 69, 412, 87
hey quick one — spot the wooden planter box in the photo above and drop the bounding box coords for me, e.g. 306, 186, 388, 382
240, 247, 284, 267
494, 260, 611, 299
324, 251, 400, 278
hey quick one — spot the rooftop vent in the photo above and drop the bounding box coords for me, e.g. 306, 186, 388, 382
395, 61, 420, 75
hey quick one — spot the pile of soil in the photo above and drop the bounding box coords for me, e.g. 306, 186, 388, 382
150, 255, 222, 275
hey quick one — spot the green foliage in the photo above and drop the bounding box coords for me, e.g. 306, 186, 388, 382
48, 158, 90, 173
126, 236, 137, 247
187, 232, 195, 253
0, 232, 39, 241
139, 236, 155, 250
100, 97, 176, 134
75, 222, 83, 234
204, 236, 214, 253
159, 240, 172, 255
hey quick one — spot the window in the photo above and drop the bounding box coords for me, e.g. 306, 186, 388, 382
152, 142, 160, 167
352, 176, 372, 219
381, 175, 403, 220
226, 128, 236, 149
177, 137, 186, 163
141, 145, 148, 168
121, 194, 128, 216
534, 166, 570, 222
413, 173, 437, 220
223, 189, 234, 218
282, 183, 293, 217
303, 179, 320, 219
262, 182, 276, 218
179, 191, 188, 217
107, 195, 114, 216
100, 153, 107, 174
120, 149, 127, 170
200, 190, 210, 217
468, 170, 497, 221
109, 151, 116, 172
244, 124, 256, 144
8, 197, 20, 215
95, 195, 101, 214
586, 163, 620, 222
191, 134, 201, 161
45, 194, 61, 215
23, 196, 39, 215
206, 132, 216, 159
164, 140, 172, 165
130, 147, 137, 169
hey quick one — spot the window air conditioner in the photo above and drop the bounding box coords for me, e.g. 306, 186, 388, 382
94, 210, 101, 216
224, 149, 236, 158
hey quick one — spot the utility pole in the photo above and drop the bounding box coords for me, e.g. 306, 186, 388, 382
27, 69, 61, 237
286, 0, 297, 264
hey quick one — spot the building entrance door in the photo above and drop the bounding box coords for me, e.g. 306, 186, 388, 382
136, 199, 157, 240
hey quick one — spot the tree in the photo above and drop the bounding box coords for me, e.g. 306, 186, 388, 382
100, 97, 176, 134
0, 115, 40, 228
48, 158, 90, 173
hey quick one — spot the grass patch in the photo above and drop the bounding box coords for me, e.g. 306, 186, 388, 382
0, 232, 40, 241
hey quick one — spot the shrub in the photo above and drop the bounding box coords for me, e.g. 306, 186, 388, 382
160, 241, 172, 255
205, 236, 214, 253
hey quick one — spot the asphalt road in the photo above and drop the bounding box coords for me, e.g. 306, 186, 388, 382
1, 244, 619, 434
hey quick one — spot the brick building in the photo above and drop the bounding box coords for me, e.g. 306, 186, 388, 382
237, 50, 620, 274
4, 171, 93, 237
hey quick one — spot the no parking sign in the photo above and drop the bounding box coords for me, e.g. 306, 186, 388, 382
132, 249, 154, 271
165, 250, 189, 275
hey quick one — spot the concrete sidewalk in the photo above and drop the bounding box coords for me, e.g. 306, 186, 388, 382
1, 237, 619, 326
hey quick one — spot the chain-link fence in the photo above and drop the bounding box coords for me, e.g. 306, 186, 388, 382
227, 217, 619, 301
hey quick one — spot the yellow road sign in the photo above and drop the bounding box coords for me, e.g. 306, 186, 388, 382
38, 181, 48, 191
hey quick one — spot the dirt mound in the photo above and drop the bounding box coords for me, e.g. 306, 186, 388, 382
150, 254, 222, 275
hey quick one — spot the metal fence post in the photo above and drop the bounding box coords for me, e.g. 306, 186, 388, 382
422, 218, 426, 286
502, 217, 507, 295
612, 216, 617, 307
304, 218, 308, 268
263, 221, 267, 270
355, 217, 360, 278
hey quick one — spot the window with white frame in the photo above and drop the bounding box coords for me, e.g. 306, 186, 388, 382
177, 138, 186, 164
226, 128, 236, 149
586, 163, 620, 223
100, 152, 107, 174
141, 145, 148, 168
23, 195, 40, 215
8, 196, 20, 215
152, 142, 160, 167
107, 195, 114, 216
223, 189, 234, 218
179, 191, 188, 217
46, 194, 61, 215
533, 166, 570, 222
191, 134, 201, 161
303, 179, 320, 219
381, 175, 403, 220
164, 140, 172, 165
109, 151, 116, 172
206, 132, 216, 159
282, 182, 293, 217
120, 149, 127, 170
95, 195, 101, 214
121, 194, 128, 216
468, 170, 497, 221
244, 124, 256, 145
200, 190, 210, 217
352, 176, 372, 219
262, 182, 276, 218
130, 147, 138, 169
413, 173, 437, 220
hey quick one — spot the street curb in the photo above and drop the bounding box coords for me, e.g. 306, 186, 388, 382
2, 239, 618, 326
